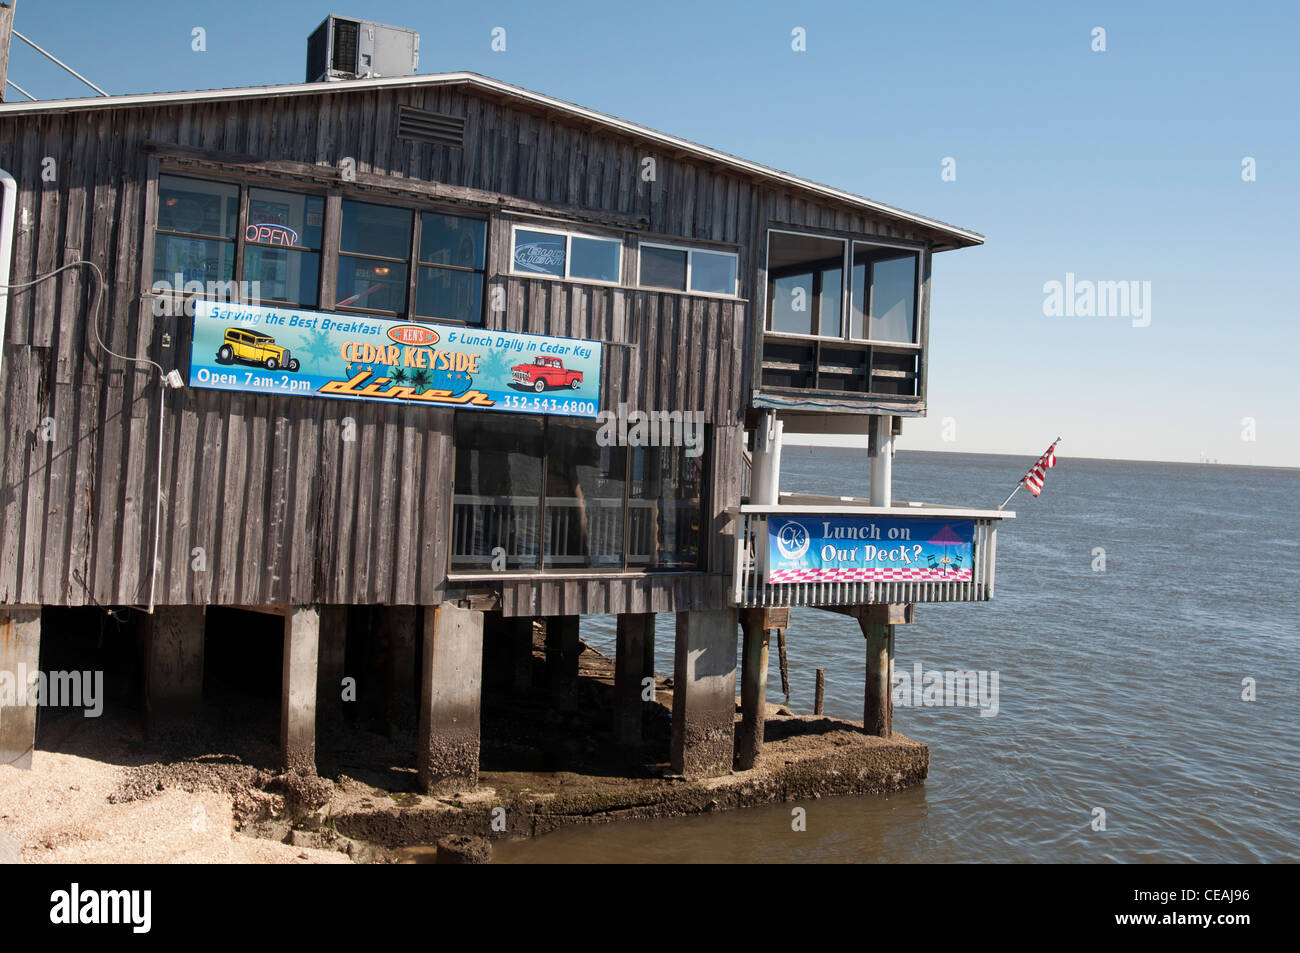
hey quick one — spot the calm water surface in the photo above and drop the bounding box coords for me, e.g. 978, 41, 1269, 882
496, 450, 1300, 863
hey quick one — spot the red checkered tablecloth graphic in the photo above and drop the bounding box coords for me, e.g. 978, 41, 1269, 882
767, 567, 973, 584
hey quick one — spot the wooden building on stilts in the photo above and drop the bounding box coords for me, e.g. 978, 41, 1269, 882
0, 16, 1011, 789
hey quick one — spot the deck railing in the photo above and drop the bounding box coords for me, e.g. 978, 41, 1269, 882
452, 494, 701, 569
732, 499, 1013, 608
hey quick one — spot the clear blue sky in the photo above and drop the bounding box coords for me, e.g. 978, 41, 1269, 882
6, 1, 1298, 466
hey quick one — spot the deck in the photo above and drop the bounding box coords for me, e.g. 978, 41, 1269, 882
732, 494, 1014, 608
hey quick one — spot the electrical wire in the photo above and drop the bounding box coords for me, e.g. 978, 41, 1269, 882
1, 260, 171, 612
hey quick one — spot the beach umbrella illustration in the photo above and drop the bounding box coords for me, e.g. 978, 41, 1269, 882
927, 524, 965, 573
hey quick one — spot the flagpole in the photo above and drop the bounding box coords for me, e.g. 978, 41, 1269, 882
997, 437, 1061, 510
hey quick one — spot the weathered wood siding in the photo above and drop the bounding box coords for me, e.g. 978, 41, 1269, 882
0, 82, 941, 609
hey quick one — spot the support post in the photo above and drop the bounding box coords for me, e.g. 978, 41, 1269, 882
857, 610, 896, 738
544, 615, 580, 710
614, 613, 655, 749
737, 610, 770, 770
0, 3, 14, 104
750, 410, 783, 505
315, 605, 348, 734
508, 616, 536, 691
670, 608, 738, 778
869, 414, 894, 507
281, 605, 320, 774
143, 605, 205, 734
0, 606, 40, 769
374, 605, 418, 733
417, 602, 484, 795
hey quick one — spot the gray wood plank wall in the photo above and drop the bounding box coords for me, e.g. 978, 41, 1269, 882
0, 83, 942, 609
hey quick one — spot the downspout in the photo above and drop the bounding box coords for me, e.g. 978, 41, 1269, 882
0, 168, 16, 373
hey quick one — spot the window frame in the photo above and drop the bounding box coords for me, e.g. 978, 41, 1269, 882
335, 198, 415, 318
150, 171, 490, 324
765, 227, 924, 349
413, 210, 490, 326
637, 240, 740, 299
448, 413, 711, 574
508, 223, 624, 287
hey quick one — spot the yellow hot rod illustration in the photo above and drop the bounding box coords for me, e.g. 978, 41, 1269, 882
215, 327, 301, 372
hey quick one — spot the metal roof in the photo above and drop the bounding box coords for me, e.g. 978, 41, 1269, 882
0, 71, 984, 248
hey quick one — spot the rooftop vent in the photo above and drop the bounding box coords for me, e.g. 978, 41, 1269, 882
306, 15, 419, 83
396, 105, 465, 148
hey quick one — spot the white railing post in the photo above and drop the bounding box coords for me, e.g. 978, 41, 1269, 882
751, 411, 782, 507
869, 415, 893, 507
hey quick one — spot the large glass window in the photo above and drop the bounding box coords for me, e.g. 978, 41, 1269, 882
767, 232, 845, 336
511, 226, 622, 284
154, 175, 238, 286
545, 421, 627, 568
452, 415, 545, 570
627, 444, 705, 569
451, 414, 707, 571
768, 231, 920, 344
337, 200, 412, 314
638, 242, 738, 296
416, 212, 487, 324
851, 242, 919, 343
243, 187, 324, 307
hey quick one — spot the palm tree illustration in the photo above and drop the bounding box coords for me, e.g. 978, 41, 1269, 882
410, 368, 433, 392
389, 365, 408, 384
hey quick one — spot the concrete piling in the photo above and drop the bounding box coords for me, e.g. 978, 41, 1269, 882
0, 607, 41, 769
417, 602, 484, 795
508, 617, 536, 691
315, 605, 348, 733
281, 605, 321, 774
670, 608, 738, 778
860, 619, 894, 738
737, 611, 769, 770
614, 613, 655, 748
544, 615, 580, 710
375, 606, 419, 732
143, 605, 205, 734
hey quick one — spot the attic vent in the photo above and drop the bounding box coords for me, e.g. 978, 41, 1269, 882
396, 106, 465, 148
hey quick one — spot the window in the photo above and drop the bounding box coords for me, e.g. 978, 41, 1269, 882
850, 243, 919, 343
639, 242, 738, 297
627, 444, 705, 569
153, 175, 489, 322
154, 175, 238, 286
243, 187, 324, 307
452, 415, 545, 570
768, 230, 920, 344
337, 200, 413, 314
416, 212, 487, 324
451, 414, 707, 571
767, 231, 846, 337
511, 226, 622, 284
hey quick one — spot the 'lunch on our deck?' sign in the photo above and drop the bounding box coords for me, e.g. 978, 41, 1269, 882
187, 301, 602, 417
765, 515, 975, 584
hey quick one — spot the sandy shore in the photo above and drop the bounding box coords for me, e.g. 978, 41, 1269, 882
0, 722, 348, 864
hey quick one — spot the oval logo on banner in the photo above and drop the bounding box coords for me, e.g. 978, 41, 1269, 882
776, 521, 811, 559
387, 324, 440, 346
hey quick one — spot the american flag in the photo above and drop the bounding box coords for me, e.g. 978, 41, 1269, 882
1022, 441, 1058, 497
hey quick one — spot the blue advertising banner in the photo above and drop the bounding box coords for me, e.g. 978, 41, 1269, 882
765, 515, 975, 584
187, 300, 602, 417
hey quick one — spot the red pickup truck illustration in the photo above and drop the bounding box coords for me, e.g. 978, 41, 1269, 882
511, 356, 583, 392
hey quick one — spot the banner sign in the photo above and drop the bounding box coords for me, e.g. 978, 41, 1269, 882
765, 515, 975, 584
188, 301, 602, 417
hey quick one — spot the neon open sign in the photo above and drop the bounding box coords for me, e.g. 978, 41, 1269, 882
246, 223, 299, 246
